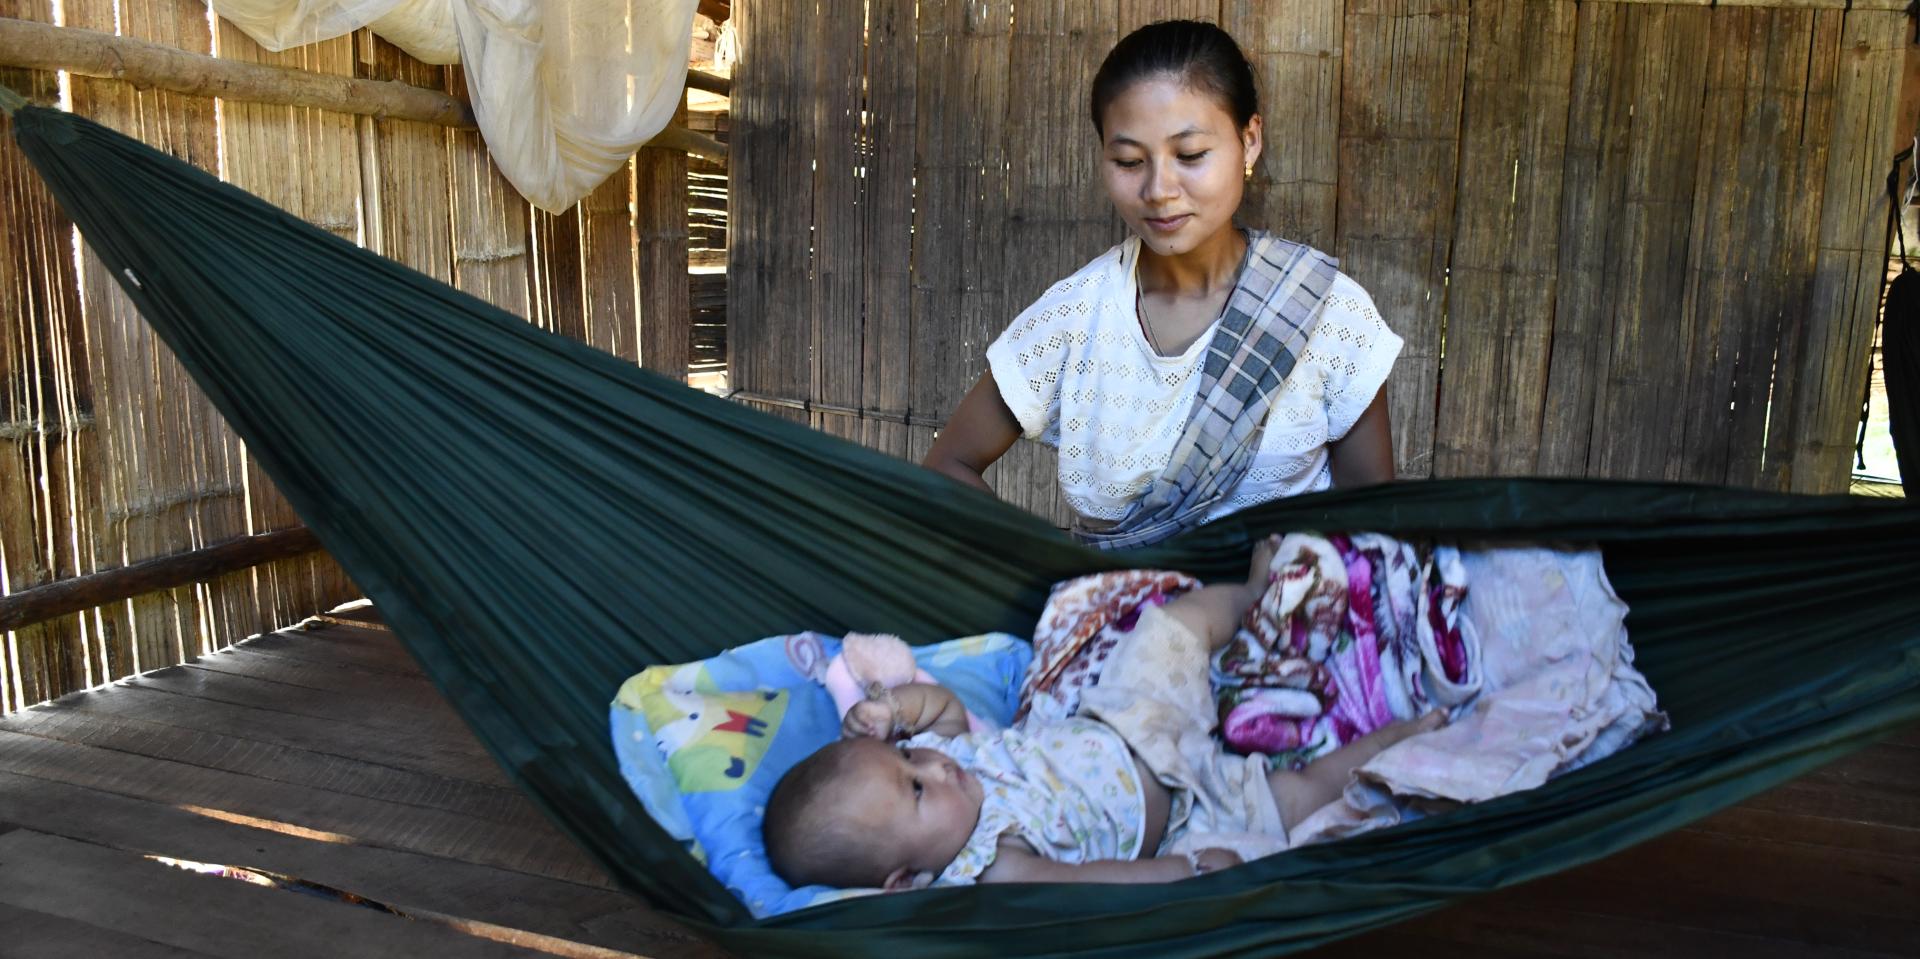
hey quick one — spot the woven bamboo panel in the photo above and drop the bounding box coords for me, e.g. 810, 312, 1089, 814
0, 0, 92, 711
65, 0, 233, 680
1337, 0, 1470, 481
1431, 0, 1577, 479
2, 8, 698, 712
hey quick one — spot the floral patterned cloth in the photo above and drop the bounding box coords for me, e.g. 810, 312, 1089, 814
915, 718, 1146, 886
1019, 569, 1201, 725
1214, 532, 1476, 768
1017, 533, 1475, 770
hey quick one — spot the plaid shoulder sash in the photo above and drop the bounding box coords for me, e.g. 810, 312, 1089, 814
1074, 231, 1340, 550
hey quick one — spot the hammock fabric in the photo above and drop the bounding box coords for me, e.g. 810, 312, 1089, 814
9, 102, 1920, 958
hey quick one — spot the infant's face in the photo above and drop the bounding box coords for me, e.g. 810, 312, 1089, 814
836, 737, 984, 888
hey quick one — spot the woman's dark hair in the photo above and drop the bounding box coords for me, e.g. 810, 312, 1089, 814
1089, 20, 1258, 136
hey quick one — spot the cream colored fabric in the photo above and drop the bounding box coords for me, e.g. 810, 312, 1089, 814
209, 0, 697, 212
1076, 605, 1290, 863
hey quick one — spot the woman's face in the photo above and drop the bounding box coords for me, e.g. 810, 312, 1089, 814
1099, 73, 1261, 260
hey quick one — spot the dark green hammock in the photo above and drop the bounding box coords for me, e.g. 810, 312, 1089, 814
9, 101, 1920, 958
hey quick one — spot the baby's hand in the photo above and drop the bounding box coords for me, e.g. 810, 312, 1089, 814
1413, 708, 1448, 734
843, 698, 897, 740
1191, 848, 1242, 876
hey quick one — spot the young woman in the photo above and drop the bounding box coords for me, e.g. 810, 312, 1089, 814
923, 20, 1399, 548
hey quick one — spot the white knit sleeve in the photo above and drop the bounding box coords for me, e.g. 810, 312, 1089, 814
985, 293, 1081, 441
1312, 276, 1403, 441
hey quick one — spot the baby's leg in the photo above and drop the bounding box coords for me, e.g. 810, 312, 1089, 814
1133, 755, 1174, 854
1158, 536, 1278, 652
1265, 711, 1445, 830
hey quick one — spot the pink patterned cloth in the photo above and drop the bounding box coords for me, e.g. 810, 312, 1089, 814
1215, 533, 1473, 768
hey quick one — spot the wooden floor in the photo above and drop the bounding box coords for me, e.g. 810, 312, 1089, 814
1, 610, 1915, 959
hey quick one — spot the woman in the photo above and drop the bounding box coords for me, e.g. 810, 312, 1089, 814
924, 20, 1399, 548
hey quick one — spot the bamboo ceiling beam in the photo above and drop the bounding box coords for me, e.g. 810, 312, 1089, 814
0, 527, 324, 633
0, 17, 725, 157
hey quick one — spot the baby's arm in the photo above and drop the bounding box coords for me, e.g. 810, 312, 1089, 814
978, 840, 1240, 884
843, 682, 971, 740
1267, 710, 1446, 829
1159, 535, 1279, 652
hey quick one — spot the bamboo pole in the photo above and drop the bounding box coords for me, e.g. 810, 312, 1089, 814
0, 17, 726, 156
687, 69, 730, 97
0, 527, 323, 632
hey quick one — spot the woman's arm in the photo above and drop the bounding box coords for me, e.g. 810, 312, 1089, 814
923, 371, 1023, 495
977, 841, 1240, 884
1327, 390, 1394, 488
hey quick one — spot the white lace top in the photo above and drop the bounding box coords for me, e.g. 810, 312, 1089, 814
985, 236, 1402, 524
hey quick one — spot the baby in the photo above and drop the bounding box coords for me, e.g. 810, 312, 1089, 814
763, 538, 1442, 890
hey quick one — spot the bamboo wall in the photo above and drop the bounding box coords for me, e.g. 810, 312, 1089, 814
0, 1, 694, 712
727, 0, 1915, 524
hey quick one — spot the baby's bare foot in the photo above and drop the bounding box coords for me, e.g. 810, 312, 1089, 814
1247, 534, 1279, 590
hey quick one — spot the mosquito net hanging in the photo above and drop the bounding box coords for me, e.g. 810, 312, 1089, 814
8, 100, 1920, 958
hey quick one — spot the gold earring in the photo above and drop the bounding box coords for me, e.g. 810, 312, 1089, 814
1244, 162, 1255, 179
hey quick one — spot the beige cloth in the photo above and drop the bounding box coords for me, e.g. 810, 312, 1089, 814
210, 0, 699, 212
1076, 605, 1290, 862
1290, 545, 1667, 845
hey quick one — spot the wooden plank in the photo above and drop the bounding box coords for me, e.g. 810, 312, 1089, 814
47, 680, 512, 788
0, 901, 215, 959
861, 0, 918, 430
1540, 3, 1712, 480
1794, 9, 1908, 493
1685, 805, 1920, 862
238, 628, 427, 678
1228, 0, 1342, 250
1336, 0, 1470, 480
1431, 0, 1576, 478
1528, 827, 1920, 926
0, 831, 559, 958
0, 702, 541, 828
1674, 7, 1839, 489
0, 730, 609, 885
728, 0, 814, 406
160, 660, 480, 740
0, 771, 726, 959
910, 0, 1011, 426
1382, 899, 1900, 959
